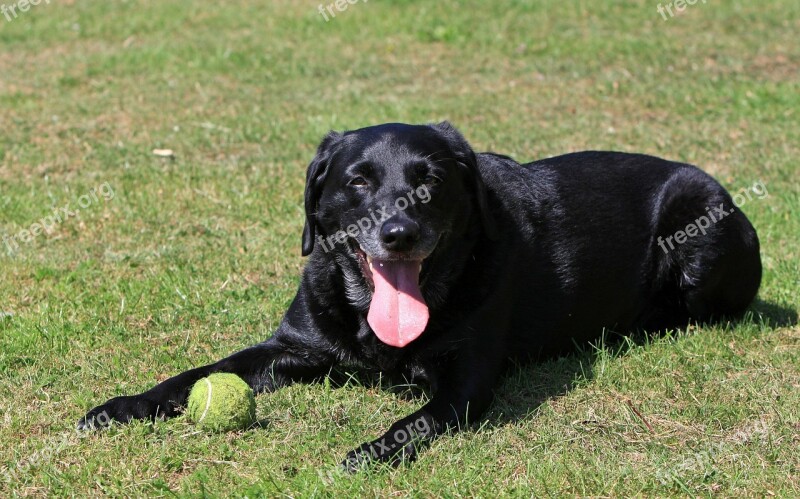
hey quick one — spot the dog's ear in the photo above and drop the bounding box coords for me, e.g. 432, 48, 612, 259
302, 131, 343, 256
431, 121, 498, 240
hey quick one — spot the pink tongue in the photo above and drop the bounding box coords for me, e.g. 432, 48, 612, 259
367, 259, 429, 347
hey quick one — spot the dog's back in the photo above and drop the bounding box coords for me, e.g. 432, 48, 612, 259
476, 151, 761, 357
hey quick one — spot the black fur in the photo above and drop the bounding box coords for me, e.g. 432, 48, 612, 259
79, 122, 761, 470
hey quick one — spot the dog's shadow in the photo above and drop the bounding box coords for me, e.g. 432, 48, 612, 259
749, 298, 798, 328
484, 298, 797, 428
331, 298, 796, 431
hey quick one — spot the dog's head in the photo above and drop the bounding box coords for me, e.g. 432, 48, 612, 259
301, 122, 496, 347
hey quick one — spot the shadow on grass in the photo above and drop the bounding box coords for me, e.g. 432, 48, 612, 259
485, 298, 796, 428
485, 352, 596, 427
749, 298, 798, 328
324, 299, 795, 432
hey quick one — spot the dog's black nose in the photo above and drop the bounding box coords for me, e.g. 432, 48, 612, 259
380, 219, 420, 252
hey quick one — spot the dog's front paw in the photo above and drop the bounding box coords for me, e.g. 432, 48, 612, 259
340, 437, 418, 472
340, 413, 437, 471
77, 395, 175, 430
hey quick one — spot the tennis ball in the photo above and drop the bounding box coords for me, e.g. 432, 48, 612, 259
186, 373, 256, 432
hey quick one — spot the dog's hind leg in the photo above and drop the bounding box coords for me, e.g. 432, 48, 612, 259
651, 169, 762, 327
679, 208, 762, 322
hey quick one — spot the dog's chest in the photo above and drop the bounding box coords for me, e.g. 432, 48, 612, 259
351, 329, 407, 371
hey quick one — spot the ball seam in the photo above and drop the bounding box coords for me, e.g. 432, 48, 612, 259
199, 377, 213, 423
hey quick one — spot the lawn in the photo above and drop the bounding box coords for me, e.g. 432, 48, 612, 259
1, 0, 799, 496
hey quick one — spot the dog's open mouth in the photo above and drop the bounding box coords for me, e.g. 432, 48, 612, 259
351, 241, 430, 348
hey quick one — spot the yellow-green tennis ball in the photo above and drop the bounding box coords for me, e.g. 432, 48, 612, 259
186, 373, 256, 432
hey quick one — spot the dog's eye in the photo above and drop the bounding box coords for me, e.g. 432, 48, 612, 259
424, 175, 442, 186
348, 176, 369, 187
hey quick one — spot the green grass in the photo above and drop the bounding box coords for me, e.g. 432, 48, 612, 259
1, 0, 799, 496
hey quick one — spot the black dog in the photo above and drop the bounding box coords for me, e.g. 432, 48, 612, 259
79, 122, 762, 469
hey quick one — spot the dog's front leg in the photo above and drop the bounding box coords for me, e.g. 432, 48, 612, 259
341, 348, 503, 471
78, 333, 334, 429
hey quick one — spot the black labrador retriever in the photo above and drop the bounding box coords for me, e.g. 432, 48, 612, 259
79, 122, 762, 469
